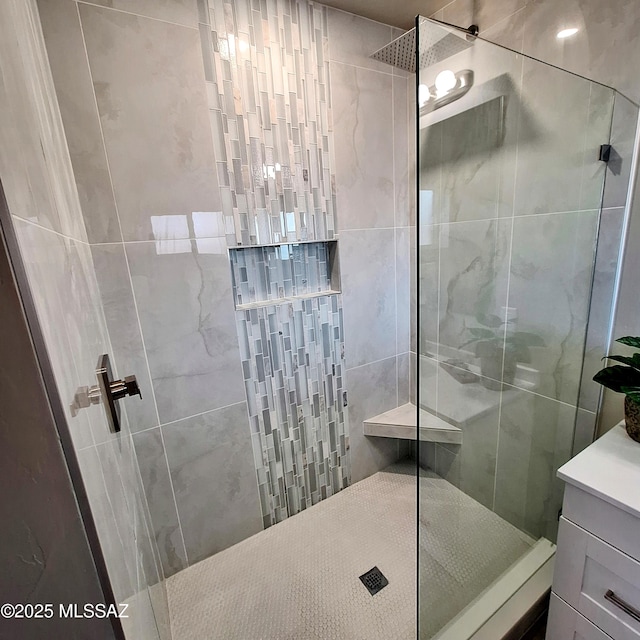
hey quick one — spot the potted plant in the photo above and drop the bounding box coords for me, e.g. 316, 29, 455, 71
593, 336, 640, 443
461, 313, 545, 391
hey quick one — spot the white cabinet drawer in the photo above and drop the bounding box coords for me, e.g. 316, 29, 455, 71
547, 593, 613, 640
554, 517, 640, 639
563, 485, 640, 563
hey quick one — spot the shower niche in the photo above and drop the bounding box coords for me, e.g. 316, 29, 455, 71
229, 240, 341, 310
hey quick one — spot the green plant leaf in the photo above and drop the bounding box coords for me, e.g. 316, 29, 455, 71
476, 313, 503, 328
469, 327, 496, 340
604, 354, 640, 371
593, 365, 640, 393
615, 336, 640, 349
509, 332, 546, 348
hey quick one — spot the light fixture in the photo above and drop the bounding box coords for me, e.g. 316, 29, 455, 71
435, 70, 457, 97
420, 70, 474, 114
557, 27, 579, 39
418, 84, 430, 109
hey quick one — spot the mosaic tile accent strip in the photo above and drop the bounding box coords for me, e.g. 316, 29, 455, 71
229, 241, 335, 308
237, 293, 350, 526
199, 0, 337, 246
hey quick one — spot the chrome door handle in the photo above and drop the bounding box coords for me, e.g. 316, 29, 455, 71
605, 589, 640, 623
71, 354, 142, 433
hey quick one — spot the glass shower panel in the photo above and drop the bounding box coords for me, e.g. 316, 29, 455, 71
416, 16, 615, 639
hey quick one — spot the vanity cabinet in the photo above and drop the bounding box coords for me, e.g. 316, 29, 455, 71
547, 425, 640, 640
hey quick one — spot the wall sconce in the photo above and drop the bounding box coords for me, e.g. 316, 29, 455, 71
419, 69, 474, 114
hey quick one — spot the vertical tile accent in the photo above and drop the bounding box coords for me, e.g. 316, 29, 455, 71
237, 293, 349, 526
199, 0, 337, 245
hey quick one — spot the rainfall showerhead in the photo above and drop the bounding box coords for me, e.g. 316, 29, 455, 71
370, 21, 477, 73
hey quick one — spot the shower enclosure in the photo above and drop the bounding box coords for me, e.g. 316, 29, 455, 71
412, 15, 636, 639
0, 1, 637, 639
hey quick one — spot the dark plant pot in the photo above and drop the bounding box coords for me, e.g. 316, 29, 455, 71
624, 395, 640, 443
479, 350, 516, 391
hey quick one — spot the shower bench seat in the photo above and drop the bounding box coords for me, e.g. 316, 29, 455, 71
363, 403, 462, 445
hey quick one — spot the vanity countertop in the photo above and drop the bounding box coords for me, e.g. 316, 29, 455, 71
558, 422, 640, 519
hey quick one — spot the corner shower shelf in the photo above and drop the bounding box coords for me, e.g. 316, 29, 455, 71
235, 289, 342, 311
364, 403, 463, 445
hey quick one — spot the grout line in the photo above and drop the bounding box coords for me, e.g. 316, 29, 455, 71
329, 58, 395, 77
345, 354, 399, 373
11, 214, 93, 244
159, 401, 247, 429
76, 0, 199, 31
75, 1, 189, 572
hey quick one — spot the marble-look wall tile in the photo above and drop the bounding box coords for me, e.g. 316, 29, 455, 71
418, 223, 439, 356
441, 0, 527, 36
507, 211, 599, 405
398, 351, 411, 405
0, 1, 86, 241
126, 241, 244, 424
327, 8, 393, 74
332, 62, 394, 230
396, 226, 411, 355
494, 389, 576, 541
578, 207, 625, 413
520, 0, 640, 104
133, 428, 188, 578
438, 218, 511, 380
162, 402, 262, 565
346, 357, 399, 483
394, 75, 410, 227
340, 229, 397, 368
13, 219, 109, 450
76, 445, 135, 604
92, 244, 159, 432
514, 60, 609, 216
79, 4, 220, 242
604, 93, 639, 209
37, 0, 122, 244
479, 8, 527, 52
82, 0, 200, 28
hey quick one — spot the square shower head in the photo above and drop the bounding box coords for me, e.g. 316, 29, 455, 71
370, 22, 473, 73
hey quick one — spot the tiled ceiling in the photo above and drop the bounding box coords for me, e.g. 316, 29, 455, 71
317, 0, 449, 30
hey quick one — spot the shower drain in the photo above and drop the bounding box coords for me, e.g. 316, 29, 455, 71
359, 566, 389, 596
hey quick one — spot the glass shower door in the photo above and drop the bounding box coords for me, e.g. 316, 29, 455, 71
415, 16, 615, 638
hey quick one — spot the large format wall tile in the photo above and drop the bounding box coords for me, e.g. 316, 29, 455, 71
83, 0, 200, 28
92, 244, 159, 432
438, 218, 511, 379
37, 0, 122, 244
79, 4, 220, 242
332, 62, 394, 230
514, 59, 612, 216
579, 207, 625, 413
162, 402, 262, 565
346, 357, 399, 483
520, 0, 640, 104
133, 428, 188, 578
13, 219, 111, 449
507, 211, 599, 405
126, 241, 244, 424
604, 92, 639, 209
340, 229, 397, 368
494, 389, 576, 540
396, 226, 411, 355
394, 75, 410, 227
327, 8, 393, 74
